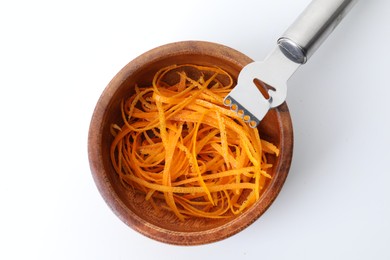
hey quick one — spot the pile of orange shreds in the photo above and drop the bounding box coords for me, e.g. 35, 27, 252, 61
110, 64, 279, 221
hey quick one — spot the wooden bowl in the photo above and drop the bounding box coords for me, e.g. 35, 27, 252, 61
88, 41, 293, 245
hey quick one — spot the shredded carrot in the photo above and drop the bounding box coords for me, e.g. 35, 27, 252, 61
110, 64, 279, 220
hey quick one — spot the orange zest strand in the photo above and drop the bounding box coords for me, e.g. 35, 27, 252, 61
110, 64, 279, 220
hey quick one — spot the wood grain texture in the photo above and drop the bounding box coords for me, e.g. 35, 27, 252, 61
88, 41, 294, 245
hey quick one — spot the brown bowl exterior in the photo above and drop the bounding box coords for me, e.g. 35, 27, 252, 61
88, 41, 293, 245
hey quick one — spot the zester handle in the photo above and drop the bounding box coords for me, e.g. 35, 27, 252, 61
278, 0, 357, 64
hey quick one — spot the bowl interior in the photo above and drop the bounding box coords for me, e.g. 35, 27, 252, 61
88, 41, 293, 245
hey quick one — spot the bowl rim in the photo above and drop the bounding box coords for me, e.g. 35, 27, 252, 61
88, 40, 293, 245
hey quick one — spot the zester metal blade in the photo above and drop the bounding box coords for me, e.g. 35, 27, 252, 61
224, 47, 300, 128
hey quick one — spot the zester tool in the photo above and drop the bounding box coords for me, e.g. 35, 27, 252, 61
224, 0, 357, 127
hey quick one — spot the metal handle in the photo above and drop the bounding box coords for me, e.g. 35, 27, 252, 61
277, 0, 357, 64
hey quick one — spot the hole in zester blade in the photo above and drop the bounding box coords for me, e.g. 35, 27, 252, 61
223, 98, 232, 106
237, 109, 244, 117
249, 120, 257, 128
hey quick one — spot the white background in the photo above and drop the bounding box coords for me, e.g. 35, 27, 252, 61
1, 0, 389, 259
